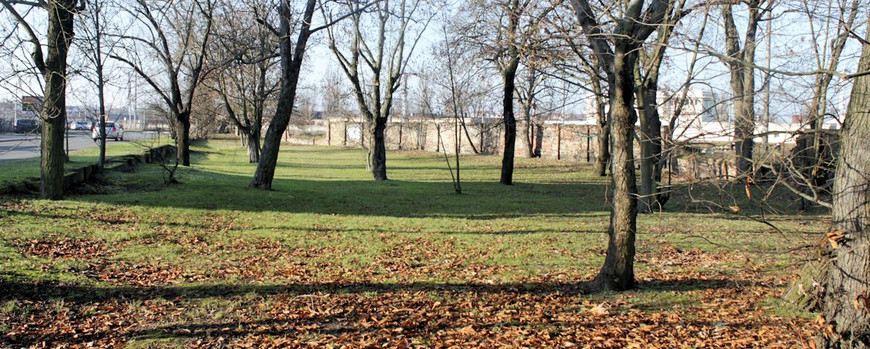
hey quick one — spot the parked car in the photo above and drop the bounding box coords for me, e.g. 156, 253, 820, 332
13, 119, 40, 134
68, 121, 89, 130
92, 122, 124, 141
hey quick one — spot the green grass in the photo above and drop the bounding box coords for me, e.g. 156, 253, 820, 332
0, 136, 172, 185
0, 139, 829, 346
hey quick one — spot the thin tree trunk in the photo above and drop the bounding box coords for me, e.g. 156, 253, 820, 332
175, 114, 191, 166
637, 84, 663, 213
592, 76, 609, 177
723, 2, 761, 177
817, 22, 870, 347
40, 0, 77, 200
500, 58, 519, 185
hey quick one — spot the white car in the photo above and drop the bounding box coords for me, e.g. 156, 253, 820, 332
92, 122, 125, 141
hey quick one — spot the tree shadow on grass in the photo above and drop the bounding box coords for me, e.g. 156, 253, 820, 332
0, 277, 768, 346
0, 277, 757, 304
66, 165, 610, 219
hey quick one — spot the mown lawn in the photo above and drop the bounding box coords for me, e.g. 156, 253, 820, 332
1, 139, 827, 347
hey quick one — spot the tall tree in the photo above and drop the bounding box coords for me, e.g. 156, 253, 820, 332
816, 17, 870, 348
327, 0, 432, 181
803, 0, 861, 186
721, 0, 772, 176
207, 0, 279, 164
249, 0, 318, 189
1, 0, 82, 199
634, 0, 690, 212
570, 0, 674, 291
75, 0, 119, 169
111, 0, 215, 166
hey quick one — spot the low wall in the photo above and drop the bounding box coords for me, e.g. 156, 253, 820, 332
0, 145, 176, 195
285, 118, 602, 162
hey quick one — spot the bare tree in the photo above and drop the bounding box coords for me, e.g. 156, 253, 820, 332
721, 0, 773, 176
462, 0, 536, 184
326, 0, 433, 181
634, 0, 691, 212
250, 0, 337, 189
75, 0, 120, 168
206, 0, 279, 163
321, 68, 352, 117
1, 0, 83, 199
543, 3, 610, 175
570, 0, 677, 291
111, 0, 215, 166
800, 0, 861, 191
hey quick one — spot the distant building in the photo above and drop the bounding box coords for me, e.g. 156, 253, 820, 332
657, 87, 723, 126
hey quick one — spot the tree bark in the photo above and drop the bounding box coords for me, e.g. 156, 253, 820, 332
817, 22, 870, 347
500, 57, 519, 185
175, 112, 191, 166
571, 0, 672, 291
595, 48, 639, 291
370, 117, 388, 181
593, 77, 610, 177
39, 0, 77, 200
246, 130, 260, 163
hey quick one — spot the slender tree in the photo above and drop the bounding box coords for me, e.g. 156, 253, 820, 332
111, 0, 215, 166
327, 0, 432, 181
634, 0, 690, 212
721, 0, 772, 176
803, 0, 861, 187
75, 0, 119, 168
1, 0, 83, 199
207, 0, 279, 163
250, 0, 317, 189
570, 0, 675, 291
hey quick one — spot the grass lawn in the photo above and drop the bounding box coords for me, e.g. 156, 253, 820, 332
1, 139, 827, 347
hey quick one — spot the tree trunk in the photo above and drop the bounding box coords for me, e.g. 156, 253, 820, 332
595, 49, 638, 291
638, 84, 663, 213
592, 77, 610, 177
817, 24, 870, 348
175, 113, 191, 166
249, 0, 316, 190
246, 130, 260, 163
723, 2, 761, 177
500, 58, 519, 185
370, 117, 388, 181
40, 0, 77, 200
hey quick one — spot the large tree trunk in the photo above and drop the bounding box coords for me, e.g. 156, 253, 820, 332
817, 24, 870, 348
500, 58, 519, 185
370, 117, 388, 181
595, 50, 638, 291
40, 0, 77, 200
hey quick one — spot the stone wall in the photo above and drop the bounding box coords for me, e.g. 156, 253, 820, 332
284, 118, 602, 162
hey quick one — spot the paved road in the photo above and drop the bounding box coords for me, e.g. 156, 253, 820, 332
0, 130, 158, 162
